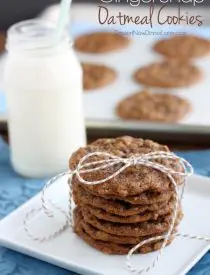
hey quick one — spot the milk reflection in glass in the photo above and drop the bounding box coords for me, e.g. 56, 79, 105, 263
4, 20, 86, 178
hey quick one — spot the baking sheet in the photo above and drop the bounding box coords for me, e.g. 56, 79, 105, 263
1, 23, 210, 139
74, 25, 210, 126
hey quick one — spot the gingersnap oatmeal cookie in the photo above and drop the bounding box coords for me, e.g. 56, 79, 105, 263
74, 208, 174, 254
75, 224, 174, 254
73, 184, 174, 217
69, 136, 184, 197
154, 35, 210, 60
116, 91, 191, 122
81, 207, 183, 237
133, 60, 202, 88
84, 201, 175, 223
79, 215, 177, 245
75, 32, 130, 54
82, 63, 116, 90
77, 182, 174, 205
106, 190, 173, 205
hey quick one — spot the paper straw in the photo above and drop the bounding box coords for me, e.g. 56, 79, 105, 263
56, 0, 72, 41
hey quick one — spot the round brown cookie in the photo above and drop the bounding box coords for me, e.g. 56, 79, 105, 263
133, 60, 202, 88
116, 91, 191, 122
85, 201, 175, 223
154, 35, 210, 60
81, 216, 177, 245
81, 207, 183, 237
73, 183, 174, 217
82, 63, 116, 90
74, 208, 174, 254
75, 32, 130, 54
78, 182, 174, 205
69, 136, 184, 197
75, 208, 177, 245
75, 225, 174, 254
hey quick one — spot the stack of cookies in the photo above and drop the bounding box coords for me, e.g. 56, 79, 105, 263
70, 136, 184, 254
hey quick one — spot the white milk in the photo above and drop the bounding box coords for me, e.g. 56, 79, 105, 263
4, 20, 86, 178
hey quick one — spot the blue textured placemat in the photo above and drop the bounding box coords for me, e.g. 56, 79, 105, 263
0, 137, 210, 275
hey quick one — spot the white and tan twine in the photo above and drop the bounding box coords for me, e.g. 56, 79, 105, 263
24, 151, 210, 274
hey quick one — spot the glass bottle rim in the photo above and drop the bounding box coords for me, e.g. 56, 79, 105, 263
6, 19, 70, 52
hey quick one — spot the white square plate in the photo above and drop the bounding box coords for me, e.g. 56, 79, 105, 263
0, 174, 210, 275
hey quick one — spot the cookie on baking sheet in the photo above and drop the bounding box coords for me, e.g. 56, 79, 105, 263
116, 91, 191, 123
154, 35, 210, 59
69, 136, 184, 197
84, 201, 175, 223
81, 207, 183, 237
133, 60, 202, 88
82, 63, 116, 90
73, 184, 174, 217
74, 208, 174, 254
75, 32, 130, 54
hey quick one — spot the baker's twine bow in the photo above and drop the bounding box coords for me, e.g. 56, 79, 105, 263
23, 151, 210, 274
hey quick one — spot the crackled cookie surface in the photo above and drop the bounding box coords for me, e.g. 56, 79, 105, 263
70, 136, 184, 197
82, 63, 116, 90
154, 35, 210, 59
116, 91, 191, 122
133, 60, 202, 88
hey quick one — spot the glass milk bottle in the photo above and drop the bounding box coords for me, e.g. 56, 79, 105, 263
4, 20, 86, 178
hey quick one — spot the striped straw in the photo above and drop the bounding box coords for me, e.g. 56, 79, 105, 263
56, 0, 72, 41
